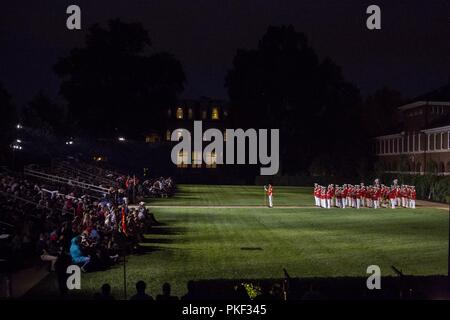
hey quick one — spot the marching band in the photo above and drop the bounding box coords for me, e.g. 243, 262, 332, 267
313, 182, 416, 209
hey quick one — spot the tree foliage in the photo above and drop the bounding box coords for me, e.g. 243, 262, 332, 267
363, 87, 403, 137
0, 83, 17, 161
54, 19, 185, 138
22, 91, 67, 136
226, 25, 369, 176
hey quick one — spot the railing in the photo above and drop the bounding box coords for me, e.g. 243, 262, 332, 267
56, 162, 116, 186
24, 166, 110, 195
0, 191, 63, 212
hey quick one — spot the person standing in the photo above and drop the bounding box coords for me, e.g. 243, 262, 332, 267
326, 186, 332, 209
265, 184, 273, 208
374, 187, 381, 209
335, 186, 342, 208
389, 187, 397, 209
410, 186, 416, 209
341, 184, 347, 208
314, 183, 320, 207
355, 186, 361, 209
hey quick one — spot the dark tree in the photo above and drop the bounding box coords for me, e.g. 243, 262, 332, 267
363, 87, 403, 137
226, 25, 370, 177
22, 91, 67, 136
0, 83, 17, 162
54, 19, 185, 138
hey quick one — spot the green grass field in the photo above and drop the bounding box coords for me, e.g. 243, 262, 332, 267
28, 185, 448, 298
149, 184, 312, 206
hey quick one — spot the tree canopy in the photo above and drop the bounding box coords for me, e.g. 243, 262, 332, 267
54, 19, 185, 138
0, 83, 17, 161
226, 25, 370, 177
22, 91, 67, 137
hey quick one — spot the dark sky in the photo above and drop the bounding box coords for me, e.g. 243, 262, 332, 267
1, 0, 450, 106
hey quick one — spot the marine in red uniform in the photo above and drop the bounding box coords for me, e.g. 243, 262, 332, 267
410, 186, 416, 209
265, 184, 273, 208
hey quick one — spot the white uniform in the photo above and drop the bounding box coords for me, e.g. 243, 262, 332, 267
265, 185, 273, 208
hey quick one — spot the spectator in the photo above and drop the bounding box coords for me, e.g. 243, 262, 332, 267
130, 280, 153, 301
156, 282, 178, 301
70, 236, 90, 272
181, 280, 197, 301
36, 233, 58, 271
94, 283, 115, 300
54, 251, 72, 297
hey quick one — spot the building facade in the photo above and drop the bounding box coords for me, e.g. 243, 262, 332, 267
374, 101, 450, 175
142, 97, 256, 183
164, 97, 230, 170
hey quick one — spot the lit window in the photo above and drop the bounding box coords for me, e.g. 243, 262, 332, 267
192, 151, 202, 168
146, 134, 160, 144
206, 151, 217, 168
188, 108, 193, 119
176, 107, 184, 119
166, 130, 171, 141
211, 107, 220, 120
223, 130, 227, 142
177, 151, 188, 168
177, 130, 182, 140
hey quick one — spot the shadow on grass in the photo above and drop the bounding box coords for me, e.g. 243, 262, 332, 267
141, 238, 174, 244
145, 225, 187, 236
133, 245, 166, 255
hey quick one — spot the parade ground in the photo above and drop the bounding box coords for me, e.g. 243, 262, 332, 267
26, 185, 448, 298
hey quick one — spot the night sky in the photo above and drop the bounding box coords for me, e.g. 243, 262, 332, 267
2, 0, 450, 106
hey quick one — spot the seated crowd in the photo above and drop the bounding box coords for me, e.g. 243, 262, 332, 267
27, 161, 176, 201
0, 164, 166, 274
314, 179, 417, 209
141, 177, 175, 198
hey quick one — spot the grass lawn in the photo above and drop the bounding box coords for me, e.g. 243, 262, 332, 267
27, 185, 448, 299
148, 184, 313, 206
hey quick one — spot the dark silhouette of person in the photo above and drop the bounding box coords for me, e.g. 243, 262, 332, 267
130, 280, 153, 301
94, 283, 115, 300
181, 280, 197, 300
54, 251, 72, 297
156, 282, 179, 301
